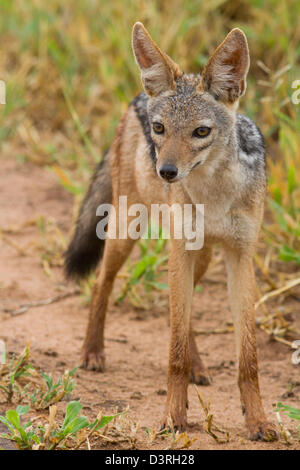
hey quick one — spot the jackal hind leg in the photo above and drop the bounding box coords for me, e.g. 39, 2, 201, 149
81, 232, 135, 372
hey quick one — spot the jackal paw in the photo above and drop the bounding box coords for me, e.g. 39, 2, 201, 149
80, 349, 105, 372
190, 366, 211, 386
160, 411, 187, 433
249, 421, 278, 442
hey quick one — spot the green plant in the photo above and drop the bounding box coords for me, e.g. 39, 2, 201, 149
0, 404, 40, 450
275, 402, 300, 438
0, 345, 77, 408
27, 368, 77, 410
117, 226, 168, 307
0, 345, 34, 402
0, 401, 120, 450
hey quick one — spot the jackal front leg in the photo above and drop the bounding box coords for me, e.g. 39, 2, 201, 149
225, 247, 277, 441
161, 241, 195, 431
189, 245, 213, 385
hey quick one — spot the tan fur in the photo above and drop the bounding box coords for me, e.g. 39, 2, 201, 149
80, 24, 277, 441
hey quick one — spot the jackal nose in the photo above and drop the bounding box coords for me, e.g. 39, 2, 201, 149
159, 164, 178, 181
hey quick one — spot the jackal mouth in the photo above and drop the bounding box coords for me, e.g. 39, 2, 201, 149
158, 174, 181, 184
192, 160, 202, 170
156, 160, 203, 183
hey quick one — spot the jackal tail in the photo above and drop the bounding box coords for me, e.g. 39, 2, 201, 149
64, 152, 112, 280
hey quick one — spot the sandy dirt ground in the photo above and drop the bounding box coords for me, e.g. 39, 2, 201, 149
0, 157, 300, 450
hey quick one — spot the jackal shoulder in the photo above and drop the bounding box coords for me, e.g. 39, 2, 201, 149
235, 114, 265, 173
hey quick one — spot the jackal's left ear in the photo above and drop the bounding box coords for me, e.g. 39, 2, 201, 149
200, 29, 250, 104
132, 22, 182, 96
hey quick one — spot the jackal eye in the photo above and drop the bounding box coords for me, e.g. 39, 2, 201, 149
153, 122, 164, 134
193, 126, 211, 138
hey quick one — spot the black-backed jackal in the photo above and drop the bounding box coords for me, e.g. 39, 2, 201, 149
65, 23, 277, 441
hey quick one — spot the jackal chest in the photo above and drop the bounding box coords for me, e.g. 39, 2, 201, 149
202, 205, 234, 242
182, 186, 256, 246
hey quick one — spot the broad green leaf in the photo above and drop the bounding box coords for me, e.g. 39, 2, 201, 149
0, 416, 14, 433
62, 401, 82, 429
6, 410, 20, 429
95, 414, 119, 430
63, 416, 89, 436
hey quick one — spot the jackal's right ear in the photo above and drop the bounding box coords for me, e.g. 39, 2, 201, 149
132, 22, 182, 97
200, 28, 250, 104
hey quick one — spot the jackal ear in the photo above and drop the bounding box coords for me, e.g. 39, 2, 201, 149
132, 22, 182, 97
200, 28, 250, 104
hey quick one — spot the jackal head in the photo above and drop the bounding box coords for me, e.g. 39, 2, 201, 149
132, 23, 250, 182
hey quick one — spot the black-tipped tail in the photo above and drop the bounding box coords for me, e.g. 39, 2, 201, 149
64, 152, 112, 280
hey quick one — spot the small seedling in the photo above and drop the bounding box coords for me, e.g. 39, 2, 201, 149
0, 345, 34, 402
0, 345, 77, 408
27, 368, 77, 409
275, 402, 300, 438
0, 401, 121, 450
